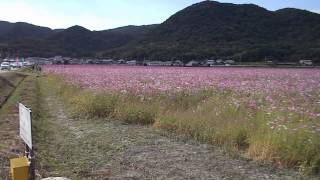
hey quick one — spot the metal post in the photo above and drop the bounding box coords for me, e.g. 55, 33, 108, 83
24, 109, 35, 180
30, 110, 35, 180
25, 145, 35, 180
29, 149, 35, 180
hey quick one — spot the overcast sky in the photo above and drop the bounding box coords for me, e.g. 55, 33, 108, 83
0, 0, 319, 30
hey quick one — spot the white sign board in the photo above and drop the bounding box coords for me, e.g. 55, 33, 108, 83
19, 103, 32, 149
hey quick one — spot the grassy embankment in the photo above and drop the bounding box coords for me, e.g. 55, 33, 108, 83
0, 72, 27, 108
0, 71, 37, 178
45, 74, 320, 175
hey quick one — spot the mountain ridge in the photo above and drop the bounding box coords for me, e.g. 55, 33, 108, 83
0, 0, 319, 62
105, 0, 320, 62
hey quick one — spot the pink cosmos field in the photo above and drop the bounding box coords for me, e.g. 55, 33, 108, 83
43, 65, 320, 132
43, 65, 320, 94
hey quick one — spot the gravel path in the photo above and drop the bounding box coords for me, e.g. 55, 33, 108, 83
35, 78, 305, 180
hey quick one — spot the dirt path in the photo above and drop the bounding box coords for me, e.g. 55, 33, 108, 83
35, 78, 304, 180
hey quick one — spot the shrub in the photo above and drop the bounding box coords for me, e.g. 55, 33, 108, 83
114, 102, 157, 125
71, 92, 119, 118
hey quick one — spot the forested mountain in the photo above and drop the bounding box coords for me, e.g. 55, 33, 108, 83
105, 1, 320, 62
0, 1, 319, 62
0, 21, 53, 41
0, 23, 157, 57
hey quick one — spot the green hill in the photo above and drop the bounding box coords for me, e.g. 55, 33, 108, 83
0, 1, 319, 62
105, 1, 320, 62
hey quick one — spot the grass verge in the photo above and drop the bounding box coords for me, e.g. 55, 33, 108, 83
0, 73, 35, 179
0, 72, 27, 108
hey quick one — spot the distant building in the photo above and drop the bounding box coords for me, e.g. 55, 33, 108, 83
86, 59, 94, 64
127, 60, 137, 65
205, 60, 215, 67
69, 58, 80, 64
53, 56, 63, 64
216, 59, 224, 65
224, 60, 235, 65
277, 62, 297, 66
147, 61, 162, 66
185, 60, 199, 67
101, 59, 114, 65
266, 60, 273, 64
117, 59, 126, 64
173, 60, 184, 66
299, 60, 313, 66
163, 61, 173, 66
145, 61, 172, 66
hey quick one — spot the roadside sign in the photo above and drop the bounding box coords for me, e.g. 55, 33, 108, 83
19, 103, 32, 149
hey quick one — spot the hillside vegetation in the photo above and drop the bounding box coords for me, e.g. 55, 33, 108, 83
0, 1, 320, 62
107, 1, 320, 62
